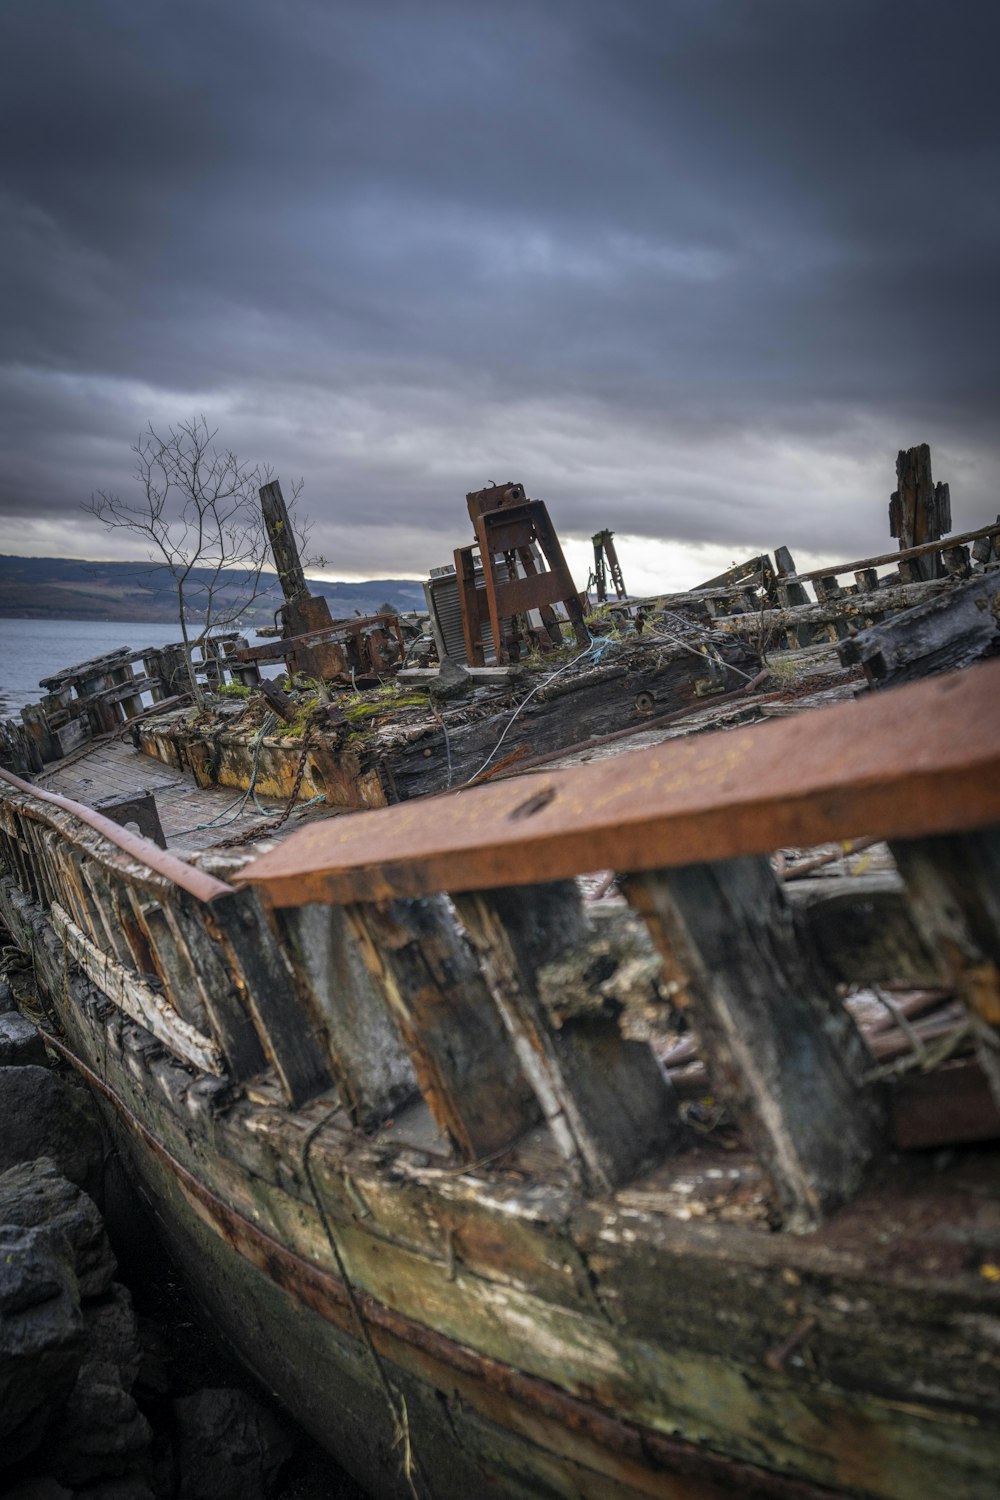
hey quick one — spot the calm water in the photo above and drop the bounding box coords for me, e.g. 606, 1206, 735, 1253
0, 618, 275, 715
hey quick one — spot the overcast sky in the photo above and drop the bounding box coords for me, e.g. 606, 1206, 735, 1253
1, 0, 997, 592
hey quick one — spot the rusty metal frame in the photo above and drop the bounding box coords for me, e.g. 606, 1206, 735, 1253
231, 613, 405, 667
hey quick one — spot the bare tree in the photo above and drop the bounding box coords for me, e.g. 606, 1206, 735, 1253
85, 417, 304, 708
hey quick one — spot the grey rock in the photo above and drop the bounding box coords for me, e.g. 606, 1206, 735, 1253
134, 1317, 170, 1399
0, 1066, 103, 1193
83, 1283, 142, 1389
173, 1388, 294, 1500
0, 1222, 83, 1467
0, 1157, 116, 1299
430, 654, 472, 701
0, 977, 16, 1012
3, 1479, 74, 1500
0, 1010, 47, 1067
48, 1367, 152, 1486
75, 1482, 156, 1500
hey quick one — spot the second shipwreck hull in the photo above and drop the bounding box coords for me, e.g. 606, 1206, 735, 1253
1, 663, 999, 1499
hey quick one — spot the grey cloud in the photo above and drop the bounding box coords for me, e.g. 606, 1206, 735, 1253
0, 0, 997, 580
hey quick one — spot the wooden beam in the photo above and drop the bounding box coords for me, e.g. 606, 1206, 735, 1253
235, 660, 1000, 908
454, 882, 681, 1192
52, 903, 224, 1075
785, 518, 999, 585
625, 857, 884, 1230
890, 829, 1000, 1109
344, 895, 538, 1157
207, 886, 331, 1107
277, 903, 417, 1130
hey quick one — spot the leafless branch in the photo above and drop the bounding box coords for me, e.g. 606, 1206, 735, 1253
85, 416, 307, 707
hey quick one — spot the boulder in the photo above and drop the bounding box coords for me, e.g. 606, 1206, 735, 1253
0, 1157, 116, 1298
3, 1479, 74, 1500
430, 655, 472, 701
0, 1011, 46, 1067
173, 1388, 294, 1500
47, 1367, 153, 1487
0, 1222, 83, 1467
84, 1283, 142, 1390
0, 1066, 103, 1194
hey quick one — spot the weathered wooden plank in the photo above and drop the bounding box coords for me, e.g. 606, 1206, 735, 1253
235, 660, 1000, 907
387, 640, 756, 801
786, 518, 1000, 584
455, 882, 681, 1192
207, 886, 331, 1107
839, 570, 1000, 687
345, 895, 537, 1157
278, 902, 417, 1129
714, 576, 953, 636
889, 444, 951, 581
125, 890, 213, 1034
81, 863, 139, 970
890, 828, 1000, 1107
164, 893, 268, 1082
51, 902, 224, 1074
625, 856, 884, 1229
785, 872, 946, 988
41, 830, 93, 939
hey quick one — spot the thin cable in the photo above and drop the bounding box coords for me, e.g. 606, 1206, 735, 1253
170, 712, 278, 835
431, 706, 453, 789
461, 639, 596, 785
301, 1109, 428, 1500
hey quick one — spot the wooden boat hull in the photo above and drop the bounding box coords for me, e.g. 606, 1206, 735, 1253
4, 663, 1000, 1499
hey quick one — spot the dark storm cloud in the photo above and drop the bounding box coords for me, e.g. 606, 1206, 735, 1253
1, 0, 998, 582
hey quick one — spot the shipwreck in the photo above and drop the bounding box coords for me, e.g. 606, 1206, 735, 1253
1, 445, 999, 1499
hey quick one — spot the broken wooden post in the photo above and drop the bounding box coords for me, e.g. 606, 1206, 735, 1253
625, 856, 885, 1231
889, 444, 952, 582
773, 546, 817, 647
889, 830, 1000, 1109
345, 895, 538, 1158
260, 478, 308, 604
259, 479, 343, 679
278, 903, 417, 1130
207, 886, 331, 1106
454, 880, 681, 1193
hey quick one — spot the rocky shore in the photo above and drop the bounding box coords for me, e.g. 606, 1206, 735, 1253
0, 975, 366, 1500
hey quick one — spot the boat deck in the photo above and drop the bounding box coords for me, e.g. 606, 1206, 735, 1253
37, 736, 290, 856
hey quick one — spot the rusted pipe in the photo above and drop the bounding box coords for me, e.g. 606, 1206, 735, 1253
0, 765, 232, 903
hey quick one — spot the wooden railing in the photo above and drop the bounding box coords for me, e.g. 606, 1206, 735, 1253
1, 662, 998, 1233
639, 521, 1000, 649
1, 635, 261, 775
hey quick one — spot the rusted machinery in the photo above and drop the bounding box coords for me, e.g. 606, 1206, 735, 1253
238, 479, 404, 684
590, 528, 628, 602
455, 482, 589, 664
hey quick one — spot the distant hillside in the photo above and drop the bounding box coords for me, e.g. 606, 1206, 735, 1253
0, 556, 427, 624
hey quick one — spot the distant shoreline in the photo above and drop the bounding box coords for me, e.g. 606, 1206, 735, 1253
0, 555, 427, 625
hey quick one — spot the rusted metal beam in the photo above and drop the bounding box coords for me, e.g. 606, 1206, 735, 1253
0, 765, 233, 903
230, 614, 404, 665
236, 660, 1000, 908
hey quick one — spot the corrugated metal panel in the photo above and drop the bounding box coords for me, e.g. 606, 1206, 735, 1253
426, 564, 510, 665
